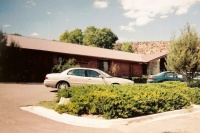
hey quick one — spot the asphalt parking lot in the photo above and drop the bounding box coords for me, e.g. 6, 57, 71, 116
1, 83, 200, 133
0, 83, 119, 133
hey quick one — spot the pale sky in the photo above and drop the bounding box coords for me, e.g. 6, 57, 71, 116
1, 0, 200, 42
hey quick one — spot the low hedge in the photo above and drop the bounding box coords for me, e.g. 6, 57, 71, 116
55, 82, 200, 119
133, 77, 147, 83
190, 80, 200, 88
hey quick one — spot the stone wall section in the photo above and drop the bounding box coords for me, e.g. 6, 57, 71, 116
131, 41, 170, 75
147, 60, 160, 75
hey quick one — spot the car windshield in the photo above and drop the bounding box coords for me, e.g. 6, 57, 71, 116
155, 72, 166, 76
98, 70, 112, 78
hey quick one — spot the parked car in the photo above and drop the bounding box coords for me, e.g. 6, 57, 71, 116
147, 71, 185, 83
44, 67, 134, 89
192, 72, 200, 80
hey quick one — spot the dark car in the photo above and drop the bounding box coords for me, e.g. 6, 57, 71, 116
147, 71, 185, 83
193, 72, 200, 80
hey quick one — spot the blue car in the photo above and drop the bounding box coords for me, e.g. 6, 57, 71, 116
147, 71, 185, 83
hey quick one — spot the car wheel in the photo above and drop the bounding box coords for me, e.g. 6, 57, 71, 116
112, 83, 120, 85
57, 82, 69, 90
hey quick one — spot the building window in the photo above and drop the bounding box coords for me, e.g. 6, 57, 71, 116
99, 60, 109, 72
58, 57, 63, 63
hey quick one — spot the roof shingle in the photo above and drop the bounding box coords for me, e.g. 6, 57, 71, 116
7, 34, 167, 63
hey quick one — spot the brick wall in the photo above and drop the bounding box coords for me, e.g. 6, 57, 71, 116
110, 61, 130, 77
132, 63, 143, 77
53, 54, 144, 78
109, 61, 143, 78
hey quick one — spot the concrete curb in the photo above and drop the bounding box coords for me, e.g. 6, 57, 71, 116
20, 105, 200, 128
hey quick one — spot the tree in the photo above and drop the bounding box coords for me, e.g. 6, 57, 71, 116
12, 33, 22, 36
59, 29, 83, 44
60, 26, 118, 49
0, 30, 23, 82
52, 58, 80, 73
83, 26, 98, 47
166, 23, 200, 86
113, 42, 134, 53
83, 26, 118, 49
0, 30, 7, 81
0, 30, 7, 47
121, 42, 134, 53
113, 43, 122, 51
68, 29, 83, 44
60, 30, 70, 42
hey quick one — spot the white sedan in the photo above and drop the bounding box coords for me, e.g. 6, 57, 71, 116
44, 67, 134, 89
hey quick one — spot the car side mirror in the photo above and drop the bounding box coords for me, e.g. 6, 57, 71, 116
99, 75, 104, 79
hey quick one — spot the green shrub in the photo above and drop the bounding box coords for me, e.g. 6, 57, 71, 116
55, 82, 200, 119
56, 88, 71, 102
133, 77, 147, 83
189, 80, 200, 88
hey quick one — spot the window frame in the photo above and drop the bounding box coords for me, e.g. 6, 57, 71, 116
86, 70, 101, 78
67, 69, 86, 77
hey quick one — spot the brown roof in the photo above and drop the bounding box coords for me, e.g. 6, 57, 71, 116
7, 34, 167, 63
142, 52, 167, 62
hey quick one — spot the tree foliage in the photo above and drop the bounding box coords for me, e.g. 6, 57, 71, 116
121, 42, 134, 53
60, 30, 69, 42
12, 33, 22, 36
83, 26, 118, 49
59, 26, 118, 49
113, 42, 134, 53
0, 30, 7, 48
82, 26, 97, 47
0, 31, 23, 81
0, 30, 7, 78
52, 58, 80, 73
68, 29, 83, 44
60, 29, 83, 44
113, 43, 122, 51
166, 24, 200, 86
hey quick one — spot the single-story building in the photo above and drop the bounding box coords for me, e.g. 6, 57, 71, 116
6, 34, 167, 81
